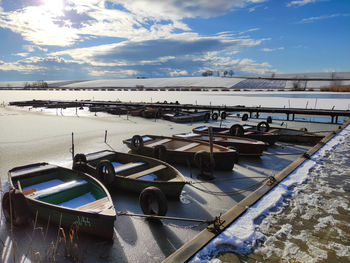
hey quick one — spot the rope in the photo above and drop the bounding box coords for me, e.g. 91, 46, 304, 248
187, 179, 266, 196
240, 152, 307, 156
187, 176, 268, 185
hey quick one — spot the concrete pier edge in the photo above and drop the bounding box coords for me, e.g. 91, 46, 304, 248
163, 120, 350, 263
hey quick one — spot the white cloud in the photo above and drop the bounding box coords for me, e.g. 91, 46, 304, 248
261, 47, 284, 52
169, 69, 188, 76
116, 0, 267, 19
88, 68, 138, 77
297, 13, 349, 24
23, 45, 48, 53
287, 0, 325, 7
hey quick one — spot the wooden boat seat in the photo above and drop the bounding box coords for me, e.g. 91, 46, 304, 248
126, 165, 167, 179
174, 142, 200, 151
146, 139, 171, 147
77, 197, 110, 212
26, 180, 88, 199
114, 162, 145, 174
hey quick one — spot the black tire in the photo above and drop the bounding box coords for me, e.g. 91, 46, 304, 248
73, 153, 87, 163
267, 116, 272, 123
230, 124, 244, 136
96, 160, 115, 186
72, 153, 87, 172
153, 145, 167, 161
140, 110, 145, 117
220, 111, 227, 120
257, 121, 270, 132
194, 151, 215, 172
212, 113, 218, 120
204, 112, 210, 123
242, 113, 249, 121
2, 189, 31, 226
139, 187, 168, 216
131, 135, 144, 151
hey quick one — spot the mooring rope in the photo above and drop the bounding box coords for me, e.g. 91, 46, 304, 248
186, 179, 267, 196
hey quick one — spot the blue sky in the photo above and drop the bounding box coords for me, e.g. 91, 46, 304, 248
0, 0, 349, 81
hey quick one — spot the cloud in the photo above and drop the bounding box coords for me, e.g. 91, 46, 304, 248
51, 34, 269, 66
169, 69, 188, 76
116, 0, 268, 19
287, 0, 326, 7
261, 47, 284, 52
0, 0, 268, 47
297, 13, 349, 24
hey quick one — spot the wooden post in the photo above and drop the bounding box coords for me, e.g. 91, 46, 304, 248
104, 130, 107, 143
71, 132, 74, 161
208, 127, 214, 177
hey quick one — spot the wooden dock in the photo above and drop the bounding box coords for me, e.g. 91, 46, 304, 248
9, 99, 350, 124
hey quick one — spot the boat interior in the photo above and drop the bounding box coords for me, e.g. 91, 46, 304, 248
143, 136, 226, 153
13, 167, 107, 210
85, 151, 179, 182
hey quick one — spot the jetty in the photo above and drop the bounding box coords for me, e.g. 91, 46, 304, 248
9, 99, 350, 124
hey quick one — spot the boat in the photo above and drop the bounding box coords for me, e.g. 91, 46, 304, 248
242, 122, 325, 144
164, 111, 211, 123
192, 124, 280, 145
173, 132, 268, 156
3, 162, 116, 239
72, 150, 186, 199
123, 135, 238, 171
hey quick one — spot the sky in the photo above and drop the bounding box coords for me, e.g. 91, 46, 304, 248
0, 0, 349, 81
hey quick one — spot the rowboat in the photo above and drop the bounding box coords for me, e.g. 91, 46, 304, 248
163, 111, 211, 123
3, 163, 116, 239
72, 150, 186, 199
173, 132, 268, 156
192, 125, 280, 145
123, 135, 238, 171
242, 122, 325, 144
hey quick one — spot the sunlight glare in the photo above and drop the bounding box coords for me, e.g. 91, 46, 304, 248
42, 0, 65, 14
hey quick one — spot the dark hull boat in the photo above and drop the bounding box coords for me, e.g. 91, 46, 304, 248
243, 122, 325, 144
163, 111, 211, 123
192, 125, 280, 145
123, 135, 238, 171
173, 132, 268, 156
3, 163, 116, 239
72, 150, 186, 199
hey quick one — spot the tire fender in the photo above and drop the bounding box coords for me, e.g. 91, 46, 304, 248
242, 113, 249, 121
2, 189, 31, 226
211, 113, 218, 120
139, 187, 168, 216
230, 124, 244, 136
96, 160, 115, 186
131, 135, 144, 151
257, 121, 270, 132
153, 145, 167, 161
220, 111, 227, 120
194, 150, 215, 172
72, 153, 87, 172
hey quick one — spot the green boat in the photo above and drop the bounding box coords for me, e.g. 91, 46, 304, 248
3, 163, 116, 240
72, 150, 186, 199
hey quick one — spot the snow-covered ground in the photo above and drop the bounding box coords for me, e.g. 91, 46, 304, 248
1, 72, 350, 89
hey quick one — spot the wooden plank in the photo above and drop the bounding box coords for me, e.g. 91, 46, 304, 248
146, 139, 171, 147
77, 197, 109, 211
174, 142, 200, 152
126, 165, 167, 179
114, 162, 145, 173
